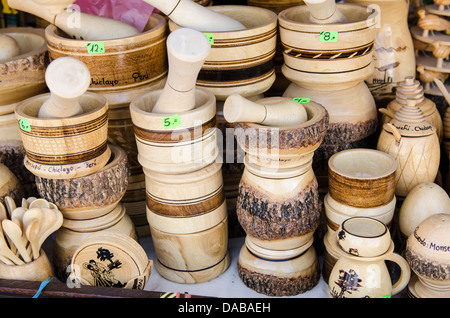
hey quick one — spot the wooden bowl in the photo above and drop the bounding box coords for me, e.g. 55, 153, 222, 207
0, 28, 48, 109
45, 13, 168, 93
0, 250, 53, 282
233, 98, 328, 168
169, 5, 278, 100
15, 92, 110, 179
324, 193, 396, 232
237, 243, 320, 296
328, 148, 397, 208
35, 144, 129, 220
70, 232, 152, 290
405, 214, 450, 295
130, 88, 218, 174
278, 4, 377, 90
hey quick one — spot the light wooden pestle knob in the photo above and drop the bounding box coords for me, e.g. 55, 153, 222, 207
303, 0, 348, 24
38, 57, 90, 118
7, 0, 140, 41
223, 94, 308, 127
152, 28, 211, 114
0, 34, 21, 62
143, 0, 246, 31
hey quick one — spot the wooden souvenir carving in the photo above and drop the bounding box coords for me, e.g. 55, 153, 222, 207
7, 0, 140, 41
328, 217, 410, 298
345, 0, 416, 104
377, 98, 441, 197
45, 13, 168, 94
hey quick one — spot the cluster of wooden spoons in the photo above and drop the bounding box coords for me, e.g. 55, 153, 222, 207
0, 196, 63, 265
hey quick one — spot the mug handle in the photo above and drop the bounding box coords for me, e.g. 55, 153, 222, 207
386, 252, 411, 296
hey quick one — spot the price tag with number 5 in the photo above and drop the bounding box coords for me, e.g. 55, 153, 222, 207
162, 114, 181, 129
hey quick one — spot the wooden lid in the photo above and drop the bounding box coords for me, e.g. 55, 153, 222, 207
71, 232, 151, 289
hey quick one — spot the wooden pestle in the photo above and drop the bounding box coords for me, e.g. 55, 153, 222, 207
0, 34, 21, 62
223, 94, 308, 127
303, 0, 347, 24
143, 0, 246, 31
38, 57, 90, 118
152, 28, 211, 114
7, 0, 140, 41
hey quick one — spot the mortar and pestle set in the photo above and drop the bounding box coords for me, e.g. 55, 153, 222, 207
7, 0, 170, 236
149, 0, 280, 235
0, 27, 48, 198
222, 91, 329, 296
130, 27, 230, 284
278, 0, 380, 192
13, 56, 137, 283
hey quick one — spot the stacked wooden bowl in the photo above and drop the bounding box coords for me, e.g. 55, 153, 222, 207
322, 148, 397, 282
44, 14, 169, 235
278, 3, 379, 187
130, 88, 230, 284
227, 96, 328, 296
0, 27, 48, 198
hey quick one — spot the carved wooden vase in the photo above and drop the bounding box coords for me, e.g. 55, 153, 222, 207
377, 98, 441, 198
344, 0, 416, 105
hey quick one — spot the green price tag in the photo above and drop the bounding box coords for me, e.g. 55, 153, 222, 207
162, 114, 181, 129
293, 97, 311, 103
18, 118, 31, 132
204, 33, 214, 45
382, 295, 391, 298
86, 42, 105, 54
320, 31, 338, 42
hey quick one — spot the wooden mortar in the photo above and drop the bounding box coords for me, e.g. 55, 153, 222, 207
169, 5, 278, 101
45, 13, 168, 94
15, 92, 110, 179
130, 88, 218, 174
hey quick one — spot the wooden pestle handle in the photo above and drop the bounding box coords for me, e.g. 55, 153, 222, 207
152, 28, 211, 114
223, 94, 308, 127
8, 0, 140, 41
303, 0, 347, 24
143, 0, 246, 31
38, 57, 90, 118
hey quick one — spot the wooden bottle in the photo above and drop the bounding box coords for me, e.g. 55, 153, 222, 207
377, 98, 441, 198
303, 0, 347, 24
152, 28, 211, 114
7, 0, 140, 41
223, 94, 308, 127
143, 0, 246, 31
38, 57, 90, 118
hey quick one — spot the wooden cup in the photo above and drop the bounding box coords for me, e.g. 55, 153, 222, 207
15, 92, 110, 179
169, 5, 278, 101
328, 148, 397, 208
0, 249, 53, 282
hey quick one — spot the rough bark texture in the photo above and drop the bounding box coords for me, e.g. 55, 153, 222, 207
237, 257, 320, 296
236, 175, 320, 240
35, 146, 130, 210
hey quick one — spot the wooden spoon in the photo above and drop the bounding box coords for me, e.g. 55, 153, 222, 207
0, 225, 23, 265
1, 219, 32, 263
37, 208, 63, 250
4, 196, 16, 218
25, 219, 40, 260
21, 198, 29, 209
28, 198, 50, 209
0, 202, 7, 221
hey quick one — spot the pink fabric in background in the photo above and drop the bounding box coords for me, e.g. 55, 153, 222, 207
73, 0, 155, 32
